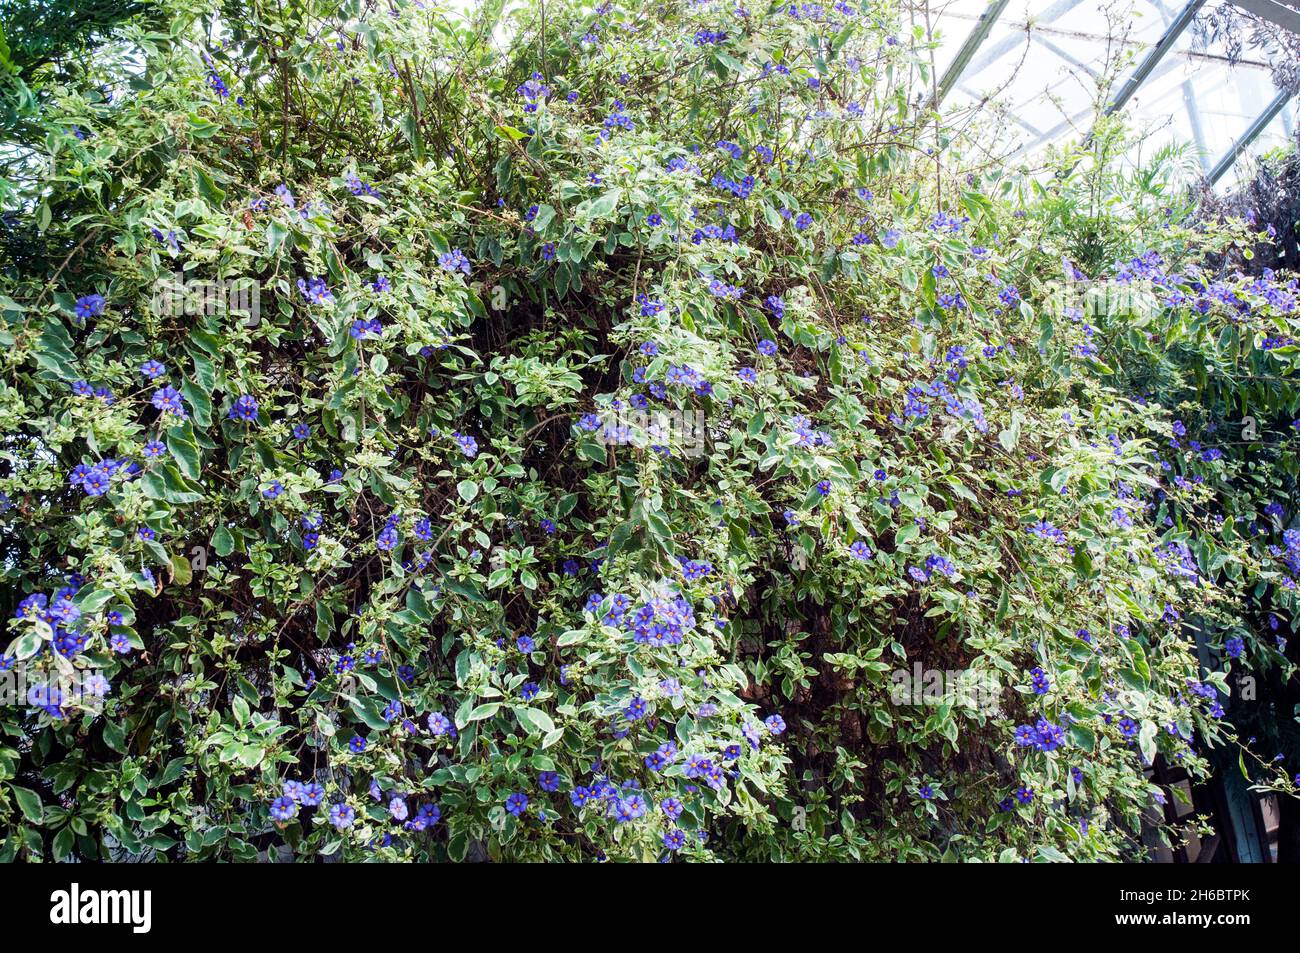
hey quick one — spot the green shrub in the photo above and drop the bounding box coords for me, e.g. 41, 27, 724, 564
0, 0, 1291, 862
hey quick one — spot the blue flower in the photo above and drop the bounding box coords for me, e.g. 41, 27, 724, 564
1030, 667, 1050, 695
453, 431, 479, 458
706, 277, 744, 299
613, 793, 647, 822
439, 248, 472, 275
297, 276, 334, 305
269, 796, 298, 821
350, 318, 382, 340
81, 465, 112, 496
229, 395, 259, 422
1015, 716, 1059, 754
412, 803, 442, 829
151, 386, 187, 417
75, 294, 106, 320
680, 557, 712, 580
1027, 520, 1067, 546
329, 803, 356, 830
505, 791, 530, 816
376, 525, 399, 551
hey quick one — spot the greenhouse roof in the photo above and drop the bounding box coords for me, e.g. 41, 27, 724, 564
909, 0, 1299, 187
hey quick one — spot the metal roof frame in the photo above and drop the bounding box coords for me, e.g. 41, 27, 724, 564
1207, 88, 1296, 183
926, 0, 1012, 110
1104, 0, 1206, 117
930, 0, 1300, 186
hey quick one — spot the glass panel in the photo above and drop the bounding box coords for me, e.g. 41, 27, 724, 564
912, 0, 1297, 187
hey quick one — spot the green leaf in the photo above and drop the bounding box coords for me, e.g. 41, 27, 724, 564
350, 697, 389, 730
76, 588, 115, 614
586, 188, 621, 219
171, 553, 193, 586
266, 221, 289, 256
186, 113, 221, 138
181, 377, 212, 427
192, 166, 226, 206
466, 703, 500, 723
53, 826, 75, 860
103, 719, 127, 754
1138, 721, 1157, 764
7, 630, 44, 660
513, 706, 555, 735
167, 428, 202, 480
10, 785, 43, 823
557, 629, 586, 646
212, 526, 235, 557
0, 23, 12, 74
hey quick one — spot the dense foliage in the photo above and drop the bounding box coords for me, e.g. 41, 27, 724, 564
2, 0, 1298, 863
1201, 131, 1300, 273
